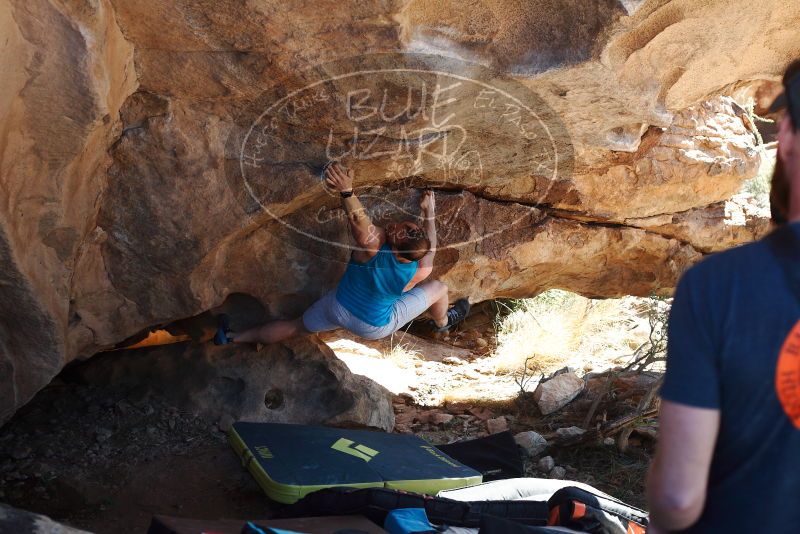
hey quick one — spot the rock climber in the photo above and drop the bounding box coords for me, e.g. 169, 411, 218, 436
214, 162, 470, 345
647, 59, 800, 532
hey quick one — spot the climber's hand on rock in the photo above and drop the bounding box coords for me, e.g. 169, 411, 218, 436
324, 162, 353, 193
420, 190, 435, 217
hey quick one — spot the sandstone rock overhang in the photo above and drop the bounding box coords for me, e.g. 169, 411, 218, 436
0, 0, 793, 424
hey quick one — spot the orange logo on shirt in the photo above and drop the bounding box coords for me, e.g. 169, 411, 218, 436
777, 319, 800, 429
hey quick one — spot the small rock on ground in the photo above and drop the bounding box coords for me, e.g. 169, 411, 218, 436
11, 446, 31, 461
468, 407, 494, 421
514, 431, 548, 457
431, 413, 454, 425
555, 426, 586, 439
217, 414, 234, 433
486, 416, 508, 434
538, 455, 555, 473
549, 466, 567, 479
94, 428, 113, 443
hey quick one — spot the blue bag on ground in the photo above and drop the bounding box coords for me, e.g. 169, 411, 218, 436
384, 508, 438, 534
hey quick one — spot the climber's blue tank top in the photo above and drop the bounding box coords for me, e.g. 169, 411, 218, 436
335, 244, 418, 327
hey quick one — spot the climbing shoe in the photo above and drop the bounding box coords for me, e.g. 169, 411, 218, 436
431, 298, 471, 333
213, 314, 233, 345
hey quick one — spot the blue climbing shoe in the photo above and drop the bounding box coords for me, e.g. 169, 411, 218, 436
431, 298, 471, 333
213, 314, 233, 345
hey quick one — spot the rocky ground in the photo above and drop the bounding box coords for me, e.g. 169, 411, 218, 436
0, 301, 660, 533
0, 378, 271, 533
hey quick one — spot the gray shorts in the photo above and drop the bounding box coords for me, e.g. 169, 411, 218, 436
302, 287, 430, 340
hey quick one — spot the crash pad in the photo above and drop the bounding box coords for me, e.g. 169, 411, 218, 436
229, 422, 482, 504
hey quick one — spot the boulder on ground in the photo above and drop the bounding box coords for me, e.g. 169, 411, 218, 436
70, 337, 395, 431
533, 372, 585, 415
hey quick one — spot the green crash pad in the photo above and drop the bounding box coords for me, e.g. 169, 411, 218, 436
229, 422, 482, 504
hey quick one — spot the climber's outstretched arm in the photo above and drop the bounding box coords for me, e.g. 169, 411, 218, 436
403, 191, 436, 291
325, 163, 384, 258
418, 190, 436, 274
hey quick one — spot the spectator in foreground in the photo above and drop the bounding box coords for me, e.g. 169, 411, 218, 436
647, 60, 800, 533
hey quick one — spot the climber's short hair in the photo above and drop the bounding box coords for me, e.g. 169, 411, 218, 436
397, 225, 430, 262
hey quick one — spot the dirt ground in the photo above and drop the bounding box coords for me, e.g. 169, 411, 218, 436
0, 378, 273, 533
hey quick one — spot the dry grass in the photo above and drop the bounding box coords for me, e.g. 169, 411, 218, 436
741, 146, 775, 210
491, 290, 654, 378
381, 339, 423, 366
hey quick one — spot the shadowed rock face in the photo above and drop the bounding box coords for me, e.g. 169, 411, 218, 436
70, 337, 396, 432
1, 0, 795, 423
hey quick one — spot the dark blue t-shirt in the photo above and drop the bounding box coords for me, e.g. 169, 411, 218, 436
661, 223, 800, 533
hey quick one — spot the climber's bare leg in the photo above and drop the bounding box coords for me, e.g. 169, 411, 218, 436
230, 317, 307, 344
417, 280, 450, 328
